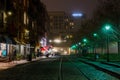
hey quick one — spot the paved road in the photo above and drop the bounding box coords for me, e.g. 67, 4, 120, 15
0, 58, 60, 80
0, 56, 119, 80
61, 57, 88, 80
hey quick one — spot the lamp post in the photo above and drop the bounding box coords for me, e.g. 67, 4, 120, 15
82, 38, 88, 56
83, 38, 87, 43
105, 25, 111, 62
93, 33, 98, 60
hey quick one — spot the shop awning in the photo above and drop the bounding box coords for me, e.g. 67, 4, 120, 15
4, 36, 12, 44
0, 35, 12, 44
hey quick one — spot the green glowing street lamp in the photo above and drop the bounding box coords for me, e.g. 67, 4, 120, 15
93, 33, 97, 37
78, 42, 81, 45
93, 33, 98, 60
83, 38, 87, 43
105, 25, 111, 30
104, 24, 111, 62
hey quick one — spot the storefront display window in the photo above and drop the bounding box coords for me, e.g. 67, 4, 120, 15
40, 37, 47, 47
0, 43, 7, 57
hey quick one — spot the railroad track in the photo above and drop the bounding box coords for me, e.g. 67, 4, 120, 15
59, 55, 120, 80
58, 56, 91, 80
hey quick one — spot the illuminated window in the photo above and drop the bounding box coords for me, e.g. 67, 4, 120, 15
70, 22, 74, 26
25, 29, 29, 37
24, 12, 29, 25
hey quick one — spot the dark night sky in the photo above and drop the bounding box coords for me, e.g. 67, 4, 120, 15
41, 0, 99, 18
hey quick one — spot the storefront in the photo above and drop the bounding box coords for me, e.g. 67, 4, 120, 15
0, 43, 7, 57
0, 35, 12, 58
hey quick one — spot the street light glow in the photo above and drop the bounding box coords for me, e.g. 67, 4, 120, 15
93, 33, 97, 37
105, 25, 110, 30
83, 38, 87, 42
79, 42, 81, 45
49, 40, 52, 42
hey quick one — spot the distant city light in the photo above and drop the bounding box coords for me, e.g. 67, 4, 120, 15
72, 13, 83, 17
78, 42, 81, 45
49, 40, 52, 42
54, 39, 61, 43
53, 48, 58, 52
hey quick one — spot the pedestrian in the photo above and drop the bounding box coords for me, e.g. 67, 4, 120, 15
13, 48, 17, 61
37, 49, 40, 57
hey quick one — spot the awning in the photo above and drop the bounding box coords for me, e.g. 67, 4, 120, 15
0, 35, 12, 44
4, 36, 12, 44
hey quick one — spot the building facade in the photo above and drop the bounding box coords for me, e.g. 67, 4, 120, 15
0, 0, 49, 60
48, 11, 74, 54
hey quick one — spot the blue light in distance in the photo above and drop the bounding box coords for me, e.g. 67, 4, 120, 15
72, 13, 83, 17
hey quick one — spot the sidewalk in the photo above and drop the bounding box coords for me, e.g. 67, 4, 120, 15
0, 57, 41, 70
78, 58, 120, 79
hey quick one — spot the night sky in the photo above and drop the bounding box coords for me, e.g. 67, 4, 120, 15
41, 0, 98, 18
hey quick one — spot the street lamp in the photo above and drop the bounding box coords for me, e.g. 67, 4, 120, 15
83, 38, 87, 43
104, 24, 111, 62
93, 33, 98, 60
82, 38, 88, 56
93, 33, 97, 37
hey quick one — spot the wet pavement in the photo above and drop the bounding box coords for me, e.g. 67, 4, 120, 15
0, 55, 120, 80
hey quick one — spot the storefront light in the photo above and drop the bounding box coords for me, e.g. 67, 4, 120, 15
53, 48, 58, 52
49, 40, 52, 42
54, 39, 61, 43
8, 11, 12, 16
